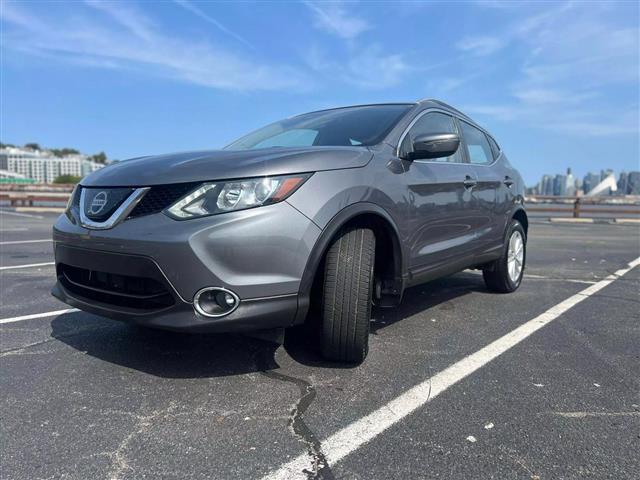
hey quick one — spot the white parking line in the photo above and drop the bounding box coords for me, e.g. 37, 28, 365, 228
263, 256, 640, 480
0, 210, 44, 219
0, 239, 51, 245
0, 262, 55, 271
0, 228, 29, 232
0, 309, 78, 325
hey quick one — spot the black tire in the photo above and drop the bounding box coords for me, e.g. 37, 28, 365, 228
483, 220, 526, 293
321, 226, 375, 363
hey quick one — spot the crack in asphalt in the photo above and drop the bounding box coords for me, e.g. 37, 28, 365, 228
251, 344, 334, 480
104, 402, 178, 480
0, 324, 110, 357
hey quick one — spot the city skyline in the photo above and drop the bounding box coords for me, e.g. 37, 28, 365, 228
531, 167, 639, 196
1, 1, 638, 185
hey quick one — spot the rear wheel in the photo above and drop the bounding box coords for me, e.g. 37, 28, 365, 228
483, 220, 526, 293
320, 226, 375, 363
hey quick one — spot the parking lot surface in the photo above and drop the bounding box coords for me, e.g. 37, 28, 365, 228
1, 209, 639, 480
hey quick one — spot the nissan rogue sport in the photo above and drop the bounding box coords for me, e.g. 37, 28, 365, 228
52, 99, 527, 363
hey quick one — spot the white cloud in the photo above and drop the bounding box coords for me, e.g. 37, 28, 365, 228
512, 88, 597, 105
0, 1, 309, 92
306, 44, 408, 90
303, 1, 370, 39
172, 0, 254, 50
457, 2, 571, 57
456, 36, 506, 56
462, 2, 639, 137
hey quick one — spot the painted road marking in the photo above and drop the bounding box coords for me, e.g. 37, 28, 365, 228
0, 239, 51, 245
0, 210, 44, 219
0, 238, 53, 245
263, 256, 640, 480
0, 262, 55, 271
0, 309, 79, 325
467, 270, 597, 285
0, 228, 29, 232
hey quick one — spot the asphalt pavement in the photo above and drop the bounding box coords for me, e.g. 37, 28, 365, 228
1, 209, 639, 480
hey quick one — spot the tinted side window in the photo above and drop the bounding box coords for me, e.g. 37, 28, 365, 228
487, 135, 500, 160
400, 112, 463, 163
460, 121, 493, 165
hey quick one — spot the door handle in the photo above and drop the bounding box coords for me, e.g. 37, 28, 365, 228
463, 175, 477, 189
503, 176, 514, 188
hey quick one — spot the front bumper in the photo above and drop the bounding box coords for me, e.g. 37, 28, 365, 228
52, 201, 320, 332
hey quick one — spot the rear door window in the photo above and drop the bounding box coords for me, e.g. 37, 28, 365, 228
487, 135, 501, 160
459, 121, 494, 165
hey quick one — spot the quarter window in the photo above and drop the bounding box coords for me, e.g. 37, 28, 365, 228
400, 112, 463, 163
460, 121, 493, 165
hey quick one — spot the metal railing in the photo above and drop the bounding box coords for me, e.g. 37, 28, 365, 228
525, 195, 640, 218
0, 184, 74, 207
2, 185, 640, 219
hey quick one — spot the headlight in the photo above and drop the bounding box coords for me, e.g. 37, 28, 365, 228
164, 173, 311, 220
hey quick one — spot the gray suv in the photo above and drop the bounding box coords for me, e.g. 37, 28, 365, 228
52, 99, 527, 362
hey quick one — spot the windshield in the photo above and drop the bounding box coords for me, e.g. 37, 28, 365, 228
225, 104, 412, 150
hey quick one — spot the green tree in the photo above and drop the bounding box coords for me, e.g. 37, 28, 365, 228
51, 148, 80, 157
53, 174, 82, 184
24, 143, 41, 151
90, 151, 108, 164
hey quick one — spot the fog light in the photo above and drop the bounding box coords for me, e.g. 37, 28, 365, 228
193, 287, 240, 318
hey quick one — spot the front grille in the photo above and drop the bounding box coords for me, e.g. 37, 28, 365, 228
82, 187, 134, 222
58, 263, 175, 311
128, 182, 200, 218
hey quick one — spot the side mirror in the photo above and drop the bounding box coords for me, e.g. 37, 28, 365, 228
408, 133, 460, 160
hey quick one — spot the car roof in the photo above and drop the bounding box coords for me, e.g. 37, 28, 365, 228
289, 100, 494, 141
299, 99, 474, 122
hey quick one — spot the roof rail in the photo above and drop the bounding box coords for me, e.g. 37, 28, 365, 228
416, 98, 472, 121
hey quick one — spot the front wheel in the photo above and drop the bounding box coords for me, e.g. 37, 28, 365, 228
483, 220, 526, 293
320, 226, 375, 363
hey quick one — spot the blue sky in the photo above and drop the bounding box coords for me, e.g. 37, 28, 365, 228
1, 0, 638, 185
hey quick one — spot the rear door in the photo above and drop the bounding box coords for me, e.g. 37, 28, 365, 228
458, 120, 505, 250
398, 111, 481, 275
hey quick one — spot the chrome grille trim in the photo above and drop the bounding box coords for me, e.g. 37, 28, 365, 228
79, 187, 150, 230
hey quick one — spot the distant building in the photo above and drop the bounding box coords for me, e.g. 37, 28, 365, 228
583, 172, 601, 195
600, 169, 614, 182
585, 174, 618, 197
0, 169, 36, 184
533, 169, 638, 197
618, 171, 640, 195
553, 173, 567, 196
539, 174, 554, 195
574, 177, 583, 195
628, 172, 640, 195
565, 168, 576, 196
0, 146, 104, 183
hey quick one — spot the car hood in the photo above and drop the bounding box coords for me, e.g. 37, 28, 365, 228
82, 147, 373, 187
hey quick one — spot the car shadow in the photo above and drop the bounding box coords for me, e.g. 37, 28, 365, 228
50, 313, 281, 378
282, 271, 488, 367
50, 271, 488, 377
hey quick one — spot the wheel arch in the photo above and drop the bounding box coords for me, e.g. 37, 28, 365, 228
293, 202, 405, 324
512, 208, 529, 236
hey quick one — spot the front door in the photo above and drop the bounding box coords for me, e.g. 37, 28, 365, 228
398, 111, 482, 276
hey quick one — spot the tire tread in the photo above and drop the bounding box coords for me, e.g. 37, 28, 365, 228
321, 226, 375, 362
